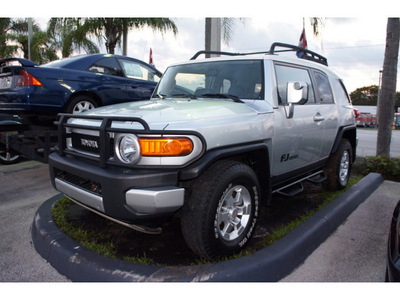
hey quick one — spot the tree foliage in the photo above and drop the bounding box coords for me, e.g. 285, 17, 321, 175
0, 18, 58, 63
84, 18, 178, 54
0, 18, 18, 58
350, 85, 400, 110
47, 18, 99, 58
350, 85, 379, 106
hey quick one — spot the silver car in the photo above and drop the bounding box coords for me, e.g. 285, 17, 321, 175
48, 42, 357, 260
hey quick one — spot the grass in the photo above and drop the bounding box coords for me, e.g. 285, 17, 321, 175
52, 175, 362, 266
221, 176, 362, 262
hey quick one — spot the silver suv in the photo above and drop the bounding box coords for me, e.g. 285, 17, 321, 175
48, 43, 357, 260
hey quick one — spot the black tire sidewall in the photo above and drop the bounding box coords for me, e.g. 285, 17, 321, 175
211, 174, 259, 251
324, 139, 352, 190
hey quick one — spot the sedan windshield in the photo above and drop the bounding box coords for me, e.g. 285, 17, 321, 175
152, 60, 263, 100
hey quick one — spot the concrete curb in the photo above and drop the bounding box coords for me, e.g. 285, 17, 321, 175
31, 173, 384, 282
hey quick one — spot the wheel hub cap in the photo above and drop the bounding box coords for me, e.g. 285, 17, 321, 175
216, 185, 252, 241
339, 151, 350, 182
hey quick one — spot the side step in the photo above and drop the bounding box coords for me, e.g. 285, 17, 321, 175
307, 172, 327, 184
273, 170, 326, 197
275, 182, 304, 197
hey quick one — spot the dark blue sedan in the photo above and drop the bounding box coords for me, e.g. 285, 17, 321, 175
0, 54, 162, 117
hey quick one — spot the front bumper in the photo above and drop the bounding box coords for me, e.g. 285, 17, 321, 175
48, 152, 184, 224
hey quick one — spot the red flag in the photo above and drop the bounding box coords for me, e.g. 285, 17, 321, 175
297, 27, 307, 58
149, 48, 154, 66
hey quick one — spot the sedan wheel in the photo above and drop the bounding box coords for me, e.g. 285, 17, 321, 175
66, 96, 98, 114
0, 147, 20, 165
72, 100, 96, 114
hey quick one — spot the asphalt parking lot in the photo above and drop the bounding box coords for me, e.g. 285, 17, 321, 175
0, 161, 68, 281
1, 159, 400, 282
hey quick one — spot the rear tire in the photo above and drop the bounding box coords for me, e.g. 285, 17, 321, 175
323, 139, 352, 191
66, 95, 98, 114
181, 160, 260, 260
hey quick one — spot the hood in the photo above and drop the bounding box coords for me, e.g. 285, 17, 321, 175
82, 99, 259, 129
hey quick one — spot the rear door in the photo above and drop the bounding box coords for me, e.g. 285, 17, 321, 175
311, 70, 339, 158
86, 57, 127, 105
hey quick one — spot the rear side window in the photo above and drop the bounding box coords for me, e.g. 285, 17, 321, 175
275, 64, 315, 104
313, 71, 334, 103
118, 59, 161, 82
87, 57, 124, 77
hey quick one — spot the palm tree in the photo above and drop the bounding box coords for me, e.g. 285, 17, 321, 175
9, 18, 58, 64
47, 18, 99, 58
0, 18, 18, 58
376, 18, 400, 156
84, 18, 178, 54
205, 18, 244, 57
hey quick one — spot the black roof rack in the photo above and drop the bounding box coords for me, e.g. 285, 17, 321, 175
269, 42, 328, 66
190, 50, 270, 60
190, 42, 328, 66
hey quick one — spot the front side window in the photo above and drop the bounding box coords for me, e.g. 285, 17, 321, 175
275, 64, 315, 104
153, 60, 263, 100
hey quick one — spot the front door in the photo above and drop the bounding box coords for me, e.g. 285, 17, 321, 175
272, 63, 325, 177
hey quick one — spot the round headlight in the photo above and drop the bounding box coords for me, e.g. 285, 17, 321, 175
115, 134, 141, 164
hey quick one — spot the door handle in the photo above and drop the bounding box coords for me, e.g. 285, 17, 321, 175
314, 114, 325, 122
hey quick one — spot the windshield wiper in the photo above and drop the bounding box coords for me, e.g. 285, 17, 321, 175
154, 93, 167, 99
171, 93, 197, 99
200, 93, 244, 103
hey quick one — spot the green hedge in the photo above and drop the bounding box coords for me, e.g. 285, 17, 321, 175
353, 156, 400, 182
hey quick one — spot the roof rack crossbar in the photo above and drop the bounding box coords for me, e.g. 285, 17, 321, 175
190, 51, 241, 60
269, 42, 328, 66
190, 50, 272, 60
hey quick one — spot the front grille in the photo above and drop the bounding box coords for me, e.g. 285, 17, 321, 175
70, 132, 114, 157
55, 168, 102, 196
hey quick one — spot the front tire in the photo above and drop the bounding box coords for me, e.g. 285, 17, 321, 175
323, 139, 352, 191
181, 160, 260, 260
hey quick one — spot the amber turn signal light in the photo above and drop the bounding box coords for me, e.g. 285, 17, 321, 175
139, 138, 193, 156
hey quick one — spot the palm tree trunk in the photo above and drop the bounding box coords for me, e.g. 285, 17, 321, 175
122, 19, 128, 56
376, 18, 400, 156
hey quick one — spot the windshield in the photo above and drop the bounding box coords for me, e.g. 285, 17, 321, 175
153, 60, 263, 100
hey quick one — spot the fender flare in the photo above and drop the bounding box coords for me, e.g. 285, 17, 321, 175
179, 142, 270, 181
330, 124, 357, 162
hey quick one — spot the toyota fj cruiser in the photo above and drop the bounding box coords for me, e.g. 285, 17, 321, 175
48, 42, 357, 260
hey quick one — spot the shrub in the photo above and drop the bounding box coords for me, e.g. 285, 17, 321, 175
353, 156, 400, 181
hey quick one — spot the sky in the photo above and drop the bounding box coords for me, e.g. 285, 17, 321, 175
7, 0, 400, 93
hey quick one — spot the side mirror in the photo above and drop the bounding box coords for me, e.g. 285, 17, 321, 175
287, 81, 308, 105
285, 81, 308, 118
